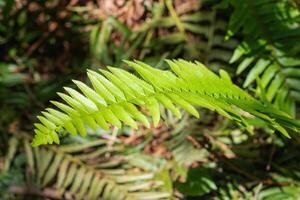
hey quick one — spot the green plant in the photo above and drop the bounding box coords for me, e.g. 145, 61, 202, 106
88, 0, 237, 71
3, 136, 171, 199
3, 1, 300, 199
32, 59, 300, 146
222, 0, 300, 116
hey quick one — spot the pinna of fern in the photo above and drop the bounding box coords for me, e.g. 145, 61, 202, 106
32, 59, 300, 146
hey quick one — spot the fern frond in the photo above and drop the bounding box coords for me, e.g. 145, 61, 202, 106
159, 6, 239, 70
225, 0, 300, 55
32, 59, 300, 146
23, 138, 171, 200
225, 0, 300, 115
233, 50, 300, 117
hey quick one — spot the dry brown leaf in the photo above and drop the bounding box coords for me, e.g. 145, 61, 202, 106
174, 0, 201, 15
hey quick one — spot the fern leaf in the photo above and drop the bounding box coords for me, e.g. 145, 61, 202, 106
225, 0, 300, 115
232, 51, 300, 117
23, 138, 172, 200
32, 60, 300, 146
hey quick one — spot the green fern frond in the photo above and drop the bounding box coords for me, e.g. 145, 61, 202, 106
233, 49, 300, 117
225, 0, 300, 115
225, 0, 300, 55
32, 59, 300, 146
156, 6, 238, 69
23, 138, 171, 200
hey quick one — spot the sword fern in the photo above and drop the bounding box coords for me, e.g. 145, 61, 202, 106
32, 59, 300, 146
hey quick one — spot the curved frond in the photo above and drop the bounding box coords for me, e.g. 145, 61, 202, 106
32, 59, 300, 146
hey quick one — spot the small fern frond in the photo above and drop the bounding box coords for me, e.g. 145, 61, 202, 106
32, 59, 300, 146
225, 0, 300, 55
22, 138, 171, 200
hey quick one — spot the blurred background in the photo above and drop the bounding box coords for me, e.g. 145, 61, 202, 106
1, 0, 300, 199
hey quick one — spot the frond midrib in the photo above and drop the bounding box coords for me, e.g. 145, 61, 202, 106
50, 88, 169, 134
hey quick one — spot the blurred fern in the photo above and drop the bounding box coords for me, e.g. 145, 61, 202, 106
223, 0, 300, 116
4, 136, 171, 200
2, 1, 300, 199
89, 0, 237, 70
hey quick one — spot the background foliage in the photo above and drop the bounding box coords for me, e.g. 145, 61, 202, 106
1, 0, 300, 199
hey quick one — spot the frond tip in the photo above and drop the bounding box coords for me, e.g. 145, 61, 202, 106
32, 59, 300, 146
